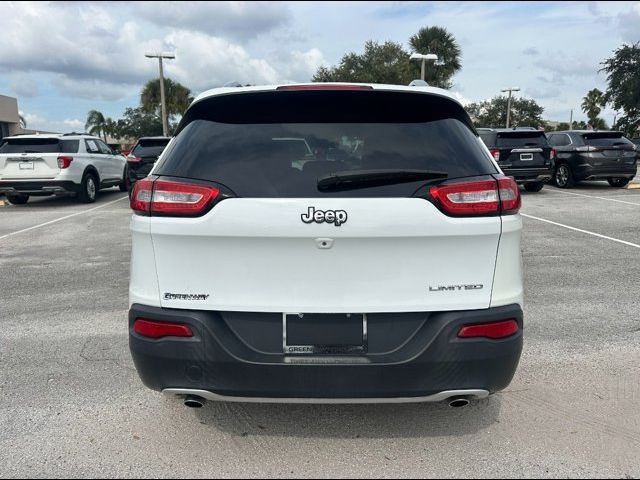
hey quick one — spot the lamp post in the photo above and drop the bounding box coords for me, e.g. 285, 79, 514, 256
410, 53, 439, 82
501, 87, 520, 128
145, 51, 176, 137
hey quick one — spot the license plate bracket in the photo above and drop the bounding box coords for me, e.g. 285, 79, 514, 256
283, 313, 367, 355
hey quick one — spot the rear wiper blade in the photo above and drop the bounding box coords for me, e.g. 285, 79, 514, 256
317, 169, 448, 192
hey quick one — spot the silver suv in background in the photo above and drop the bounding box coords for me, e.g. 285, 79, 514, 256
0, 133, 128, 204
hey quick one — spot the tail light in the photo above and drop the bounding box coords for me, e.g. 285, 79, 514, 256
429, 176, 520, 217
130, 177, 220, 217
550, 148, 557, 160
57, 156, 73, 169
458, 319, 519, 339
489, 149, 500, 161
133, 318, 193, 339
127, 155, 143, 163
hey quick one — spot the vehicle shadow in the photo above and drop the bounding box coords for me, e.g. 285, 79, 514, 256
5, 188, 126, 208
191, 395, 502, 439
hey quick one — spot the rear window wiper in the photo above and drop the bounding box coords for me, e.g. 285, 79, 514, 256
317, 169, 448, 192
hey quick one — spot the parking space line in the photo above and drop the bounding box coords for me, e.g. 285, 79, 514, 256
521, 213, 640, 250
0, 196, 128, 242
544, 188, 640, 206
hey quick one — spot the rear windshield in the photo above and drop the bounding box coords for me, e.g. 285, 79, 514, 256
496, 132, 548, 148
582, 132, 633, 148
478, 132, 496, 147
155, 90, 497, 198
132, 139, 170, 158
0, 138, 79, 154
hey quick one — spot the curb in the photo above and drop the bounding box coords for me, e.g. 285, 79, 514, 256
627, 183, 640, 189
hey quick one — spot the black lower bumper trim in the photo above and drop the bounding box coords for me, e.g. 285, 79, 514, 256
0, 180, 80, 195
129, 304, 524, 400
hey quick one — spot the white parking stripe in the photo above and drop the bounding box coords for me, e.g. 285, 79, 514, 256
521, 213, 640, 249
0, 196, 128, 241
545, 188, 640, 206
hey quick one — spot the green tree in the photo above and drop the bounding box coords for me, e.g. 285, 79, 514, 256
467, 96, 545, 128
408, 26, 461, 89
115, 107, 164, 139
590, 117, 609, 130
554, 122, 571, 131
572, 120, 588, 130
140, 78, 193, 120
600, 43, 640, 137
312, 41, 413, 85
85, 110, 112, 141
581, 88, 605, 126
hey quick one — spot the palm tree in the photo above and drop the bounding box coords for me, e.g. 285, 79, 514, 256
85, 110, 107, 141
409, 26, 462, 89
581, 89, 605, 125
19, 114, 27, 129
140, 78, 193, 119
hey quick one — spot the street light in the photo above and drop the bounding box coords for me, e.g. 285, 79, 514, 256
501, 87, 520, 128
145, 51, 176, 137
410, 53, 438, 82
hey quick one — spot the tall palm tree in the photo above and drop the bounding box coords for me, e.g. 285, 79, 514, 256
19, 114, 27, 129
140, 78, 193, 119
409, 26, 462, 89
85, 110, 107, 141
581, 89, 605, 125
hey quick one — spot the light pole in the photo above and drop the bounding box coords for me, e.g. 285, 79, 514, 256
410, 53, 438, 81
501, 87, 520, 128
145, 51, 176, 137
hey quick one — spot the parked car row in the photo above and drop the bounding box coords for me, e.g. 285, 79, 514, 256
0, 133, 171, 204
478, 127, 638, 192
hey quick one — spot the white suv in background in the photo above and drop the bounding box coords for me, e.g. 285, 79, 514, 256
0, 133, 128, 204
129, 83, 524, 407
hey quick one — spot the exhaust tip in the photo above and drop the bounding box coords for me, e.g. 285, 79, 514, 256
448, 397, 470, 408
184, 395, 206, 408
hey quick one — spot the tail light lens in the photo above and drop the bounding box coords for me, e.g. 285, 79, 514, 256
550, 148, 557, 160
458, 319, 519, 339
429, 176, 520, 217
127, 155, 143, 163
130, 177, 220, 217
133, 318, 193, 339
57, 156, 73, 169
489, 149, 501, 161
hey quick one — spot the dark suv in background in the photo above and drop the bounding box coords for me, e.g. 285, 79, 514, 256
126, 136, 171, 186
546, 131, 637, 188
478, 128, 555, 192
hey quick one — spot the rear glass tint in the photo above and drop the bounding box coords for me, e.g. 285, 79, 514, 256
496, 132, 548, 148
478, 132, 496, 147
155, 90, 496, 198
582, 132, 633, 147
0, 138, 79, 154
132, 139, 170, 158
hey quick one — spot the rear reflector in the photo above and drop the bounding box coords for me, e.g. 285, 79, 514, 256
429, 176, 520, 217
458, 319, 519, 339
276, 84, 373, 91
134, 318, 193, 339
57, 156, 73, 169
130, 177, 220, 217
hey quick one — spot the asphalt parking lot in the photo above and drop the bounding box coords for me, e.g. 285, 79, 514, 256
1, 183, 639, 478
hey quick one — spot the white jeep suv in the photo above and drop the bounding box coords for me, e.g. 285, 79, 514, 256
128, 83, 524, 407
0, 133, 128, 204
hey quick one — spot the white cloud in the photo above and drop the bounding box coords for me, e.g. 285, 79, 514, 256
134, 1, 292, 42
63, 119, 84, 130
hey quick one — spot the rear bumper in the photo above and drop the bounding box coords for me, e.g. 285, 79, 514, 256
129, 303, 523, 402
502, 167, 554, 184
572, 163, 637, 181
0, 180, 80, 196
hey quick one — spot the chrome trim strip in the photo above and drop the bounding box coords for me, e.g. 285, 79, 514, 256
511, 148, 543, 153
162, 388, 490, 405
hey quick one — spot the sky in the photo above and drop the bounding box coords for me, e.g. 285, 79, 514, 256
1, 1, 639, 132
